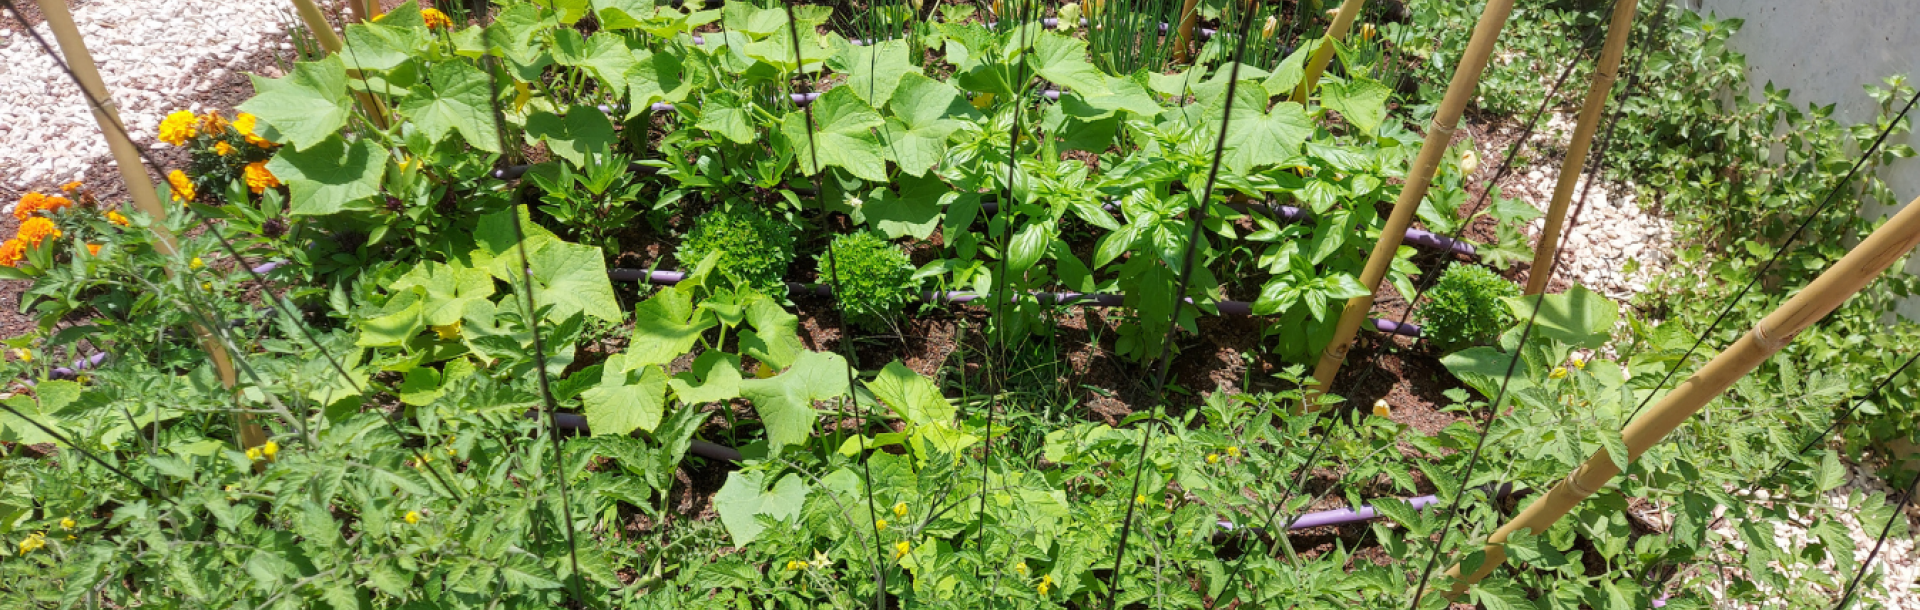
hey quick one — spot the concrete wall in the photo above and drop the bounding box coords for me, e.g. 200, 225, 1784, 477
1686, 0, 1920, 316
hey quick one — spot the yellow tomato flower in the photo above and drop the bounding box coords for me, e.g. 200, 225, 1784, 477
244, 161, 282, 194
262, 440, 278, 460
892, 541, 911, 559
60, 517, 75, 530
810, 550, 831, 569
167, 170, 195, 203
12, 349, 31, 363
1037, 574, 1055, 596
1015, 561, 1030, 576
1373, 399, 1391, 418
157, 110, 197, 146
107, 210, 130, 226
892, 502, 909, 519
421, 8, 453, 29
785, 559, 806, 571
874, 518, 887, 531
201, 282, 212, 291
1549, 367, 1568, 379
404, 510, 420, 525
18, 531, 46, 553
245, 447, 263, 461
1226, 446, 1241, 458
1205, 453, 1220, 465
189, 257, 205, 270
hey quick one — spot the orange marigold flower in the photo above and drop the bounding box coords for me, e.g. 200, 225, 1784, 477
199, 111, 229, 134
106, 210, 130, 226
167, 170, 196, 203
158, 110, 198, 147
214, 141, 235, 156
86, 244, 101, 256
59, 181, 82, 193
17, 217, 61, 246
244, 162, 282, 194
0, 240, 23, 268
421, 8, 453, 29
13, 192, 72, 222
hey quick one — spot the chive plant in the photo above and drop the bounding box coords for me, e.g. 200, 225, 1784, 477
1085, 0, 1186, 74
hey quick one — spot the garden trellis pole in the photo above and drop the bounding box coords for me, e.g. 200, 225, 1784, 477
1439, 191, 1920, 598
1308, 0, 1516, 403
288, 0, 390, 129
32, 0, 262, 452
1525, 0, 1638, 295
1172, 0, 1203, 63
1295, 0, 1366, 100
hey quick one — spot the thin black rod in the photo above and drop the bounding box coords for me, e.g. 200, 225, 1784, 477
1832, 469, 1920, 610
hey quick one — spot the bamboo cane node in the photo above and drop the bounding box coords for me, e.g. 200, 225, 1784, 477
1426, 120, 1458, 139
1564, 472, 1601, 497
1591, 70, 1619, 88
1322, 340, 1352, 361
1750, 323, 1797, 354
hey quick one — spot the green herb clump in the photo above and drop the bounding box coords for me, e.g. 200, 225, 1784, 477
1420, 265, 1519, 351
817, 231, 915, 329
677, 204, 796, 294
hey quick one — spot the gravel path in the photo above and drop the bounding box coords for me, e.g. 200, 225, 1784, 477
0, 0, 296, 190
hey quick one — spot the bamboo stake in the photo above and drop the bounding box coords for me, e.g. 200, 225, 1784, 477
34, 0, 260, 452
288, 0, 391, 129
1294, 0, 1366, 100
1524, 0, 1638, 295
349, 0, 377, 23
1171, 0, 1203, 64
1440, 192, 1920, 598
1306, 0, 1516, 402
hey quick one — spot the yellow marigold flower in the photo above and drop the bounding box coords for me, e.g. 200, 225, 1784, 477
1226, 446, 1241, 458
874, 519, 887, 531
85, 244, 100, 256
1549, 367, 1568, 380
262, 440, 278, 460
158, 110, 198, 146
18, 532, 46, 554
404, 510, 420, 525
214, 141, 235, 156
1373, 399, 1391, 418
1037, 574, 1054, 596
107, 210, 130, 226
0, 240, 24, 268
234, 113, 275, 148
421, 8, 453, 29
432, 321, 462, 341
17, 217, 61, 246
189, 257, 205, 270
1205, 453, 1220, 465
892, 541, 911, 559
167, 170, 195, 203
245, 161, 282, 194
199, 112, 229, 134
60, 517, 75, 530
60, 181, 82, 193
245, 446, 263, 461
892, 502, 909, 519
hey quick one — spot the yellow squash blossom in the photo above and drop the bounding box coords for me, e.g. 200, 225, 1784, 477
167, 170, 195, 203
1261, 15, 1278, 40
17, 217, 61, 246
157, 110, 198, 146
1571, 355, 1587, 369
421, 8, 453, 29
1359, 23, 1377, 42
244, 162, 282, 193
432, 321, 462, 340
1373, 399, 1391, 418
11, 348, 31, 362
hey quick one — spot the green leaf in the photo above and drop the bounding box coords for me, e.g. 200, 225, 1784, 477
669, 351, 744, 405
881, 72, 971, 177
239, 54, 351, 150
1816, 452, 1847, 491
268, 135, 390, 216
697, 94, 757, 144
342, 20, 425, 72
519, 238, 622, 323
867, 361, 955, 427
712, 470, 811, 546
740, 350, 849, 455
720, 2, 789, 37
1007, 222, 1051, 274
783, 87, 887, 181
738, 293, 803, 370
399, 60, 502, 153
1029, 32, 1109, 96
582, 354, 670, 436
831, 38, 919, 105
1219, 87, 1312, 173
1598, 427, 1630, 473
524, 106, 618, 166
629, 286, 716, 369
553, 31, 638, 93
625, 48, 698, 115
1321, 77, 1394, 136
1472, 579, 1532, 610
1261, 44, 1313, 97
858, 174, 946, 240
355, 291, 424, 347
390, 260, 494, 326
1503, 285, 1619, 350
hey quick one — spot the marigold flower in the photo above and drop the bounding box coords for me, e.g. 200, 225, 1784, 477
60, 517, 75, 530
167, 170, 196, 203
874, 518, 887, 531
17, 217, 61, 246
1205, 453, 1220, 465
107, 210, 130, 226
85, 244, 100, 256
404, 510, 420, 525
892, 502, 909, 519
14, 192, 72, 221
60, 181, 82, 193
262, 440, 279, 460
158, 110, 198, 147
1373, 399, 1391, 418
0, 240, 24, 268
892, 541, 911, 559
18, 532, 46, 554
199, 112, 229, 134
421, 8, 453, 29
1549, 367, 1568, 380
214, 141, 235, 156
244, 161, 282, 194
234, 113, 274, 148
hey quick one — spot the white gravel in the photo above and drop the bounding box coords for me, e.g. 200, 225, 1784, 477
0, 0, 295, 190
